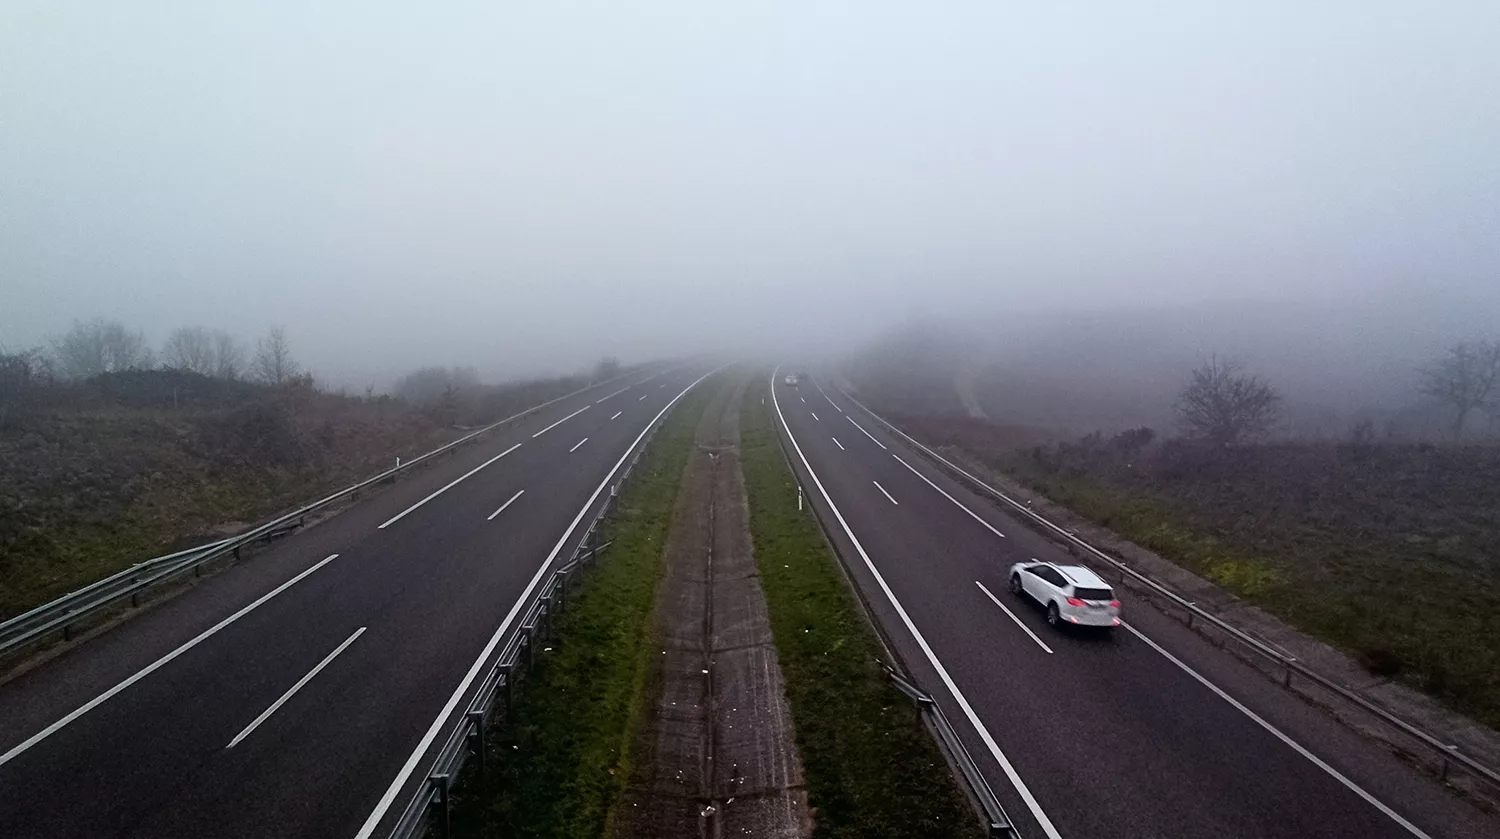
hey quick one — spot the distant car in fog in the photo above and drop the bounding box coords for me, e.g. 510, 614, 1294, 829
784, 373, 799, 386
1009, 561, 1121, 629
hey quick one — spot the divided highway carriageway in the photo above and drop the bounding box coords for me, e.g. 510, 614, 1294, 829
0, 363, 713, 839
771, 369, 1494, 839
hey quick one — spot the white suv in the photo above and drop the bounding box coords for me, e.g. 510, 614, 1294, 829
1009, 561, 1121, 629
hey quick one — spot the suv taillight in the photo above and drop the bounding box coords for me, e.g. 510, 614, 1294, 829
1065, 597, 1085, 607
1110, 600, 1121, 609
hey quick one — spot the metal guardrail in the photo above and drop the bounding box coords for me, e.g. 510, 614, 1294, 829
385, 413, 662, 839
838, 387, 1500, 799
764, 378, 1018, 838
0, 373, 644, 661
886, 666, 1019, 839
0, 538, 236, 652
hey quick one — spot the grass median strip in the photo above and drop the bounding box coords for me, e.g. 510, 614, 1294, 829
450, 384, 714, 839
739, 380, 981, 839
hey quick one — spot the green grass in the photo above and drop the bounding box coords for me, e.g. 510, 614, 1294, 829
450, 383, 714, 839
739, 380, 981, 839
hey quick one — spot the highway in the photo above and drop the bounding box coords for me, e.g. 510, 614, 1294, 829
771, 370, 1494, 839
0, 363, 712, 839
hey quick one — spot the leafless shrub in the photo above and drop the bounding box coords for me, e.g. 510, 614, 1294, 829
392, 366, 481, 406
1175, 356, 1280, 445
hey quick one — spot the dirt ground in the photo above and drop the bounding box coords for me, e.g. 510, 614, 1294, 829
611, 374, 809, 839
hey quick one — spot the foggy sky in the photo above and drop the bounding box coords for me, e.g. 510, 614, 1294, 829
4, 2, 1498, 386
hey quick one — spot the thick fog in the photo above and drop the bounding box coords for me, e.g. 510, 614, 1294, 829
3, 1, 1497, 388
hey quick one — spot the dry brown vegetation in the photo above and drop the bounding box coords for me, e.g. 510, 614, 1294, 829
994, 434, 1500, 727
883, 402, 1500, 730
848, 339, 1500, 729
0, 367, 586, 620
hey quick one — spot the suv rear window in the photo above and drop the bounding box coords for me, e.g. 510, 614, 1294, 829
1072, 587, 1113, 601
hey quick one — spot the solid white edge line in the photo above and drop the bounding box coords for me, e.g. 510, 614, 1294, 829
769, 368, 1063, 839
872, 480, 898, 505
378, 444, 522, 529
893, 454, 1006, 538
846, 415, 887, 450
352, 366, 724, 839
843, 381, 1434, 839
594, 387, 630, 404
569, 437, 589, 453
975, 581, 1053, 654
0, 366, 674, 767
1121, 622, 1431, 839
227, 626, 366, 749
832, 437, 845, 451
486, 490, 526, 521
0, 553, 341, 769
610, 411, 622, 420
531, 405, 590, 439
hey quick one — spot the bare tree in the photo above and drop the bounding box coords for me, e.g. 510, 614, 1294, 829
1175, 356, 1281, 444
164, 326, 246, 379
50, 318, 154, 379
162, 326, 216, 374
211, 331, 245, 379
1419, 339, 1500, 440
253, 326, 300, 385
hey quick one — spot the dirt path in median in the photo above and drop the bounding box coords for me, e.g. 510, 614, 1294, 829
611, 374, 810, 839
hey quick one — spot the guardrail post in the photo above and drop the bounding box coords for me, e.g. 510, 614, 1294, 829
500, 666, 513, 716
466, 710, 486, 773
556, 570, 569, 613
522, 628, 534, 672
429, 773, 451, 838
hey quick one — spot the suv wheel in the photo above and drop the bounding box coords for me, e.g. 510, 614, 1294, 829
1046, 602, 1060, 627
1009, 574, 1023, 596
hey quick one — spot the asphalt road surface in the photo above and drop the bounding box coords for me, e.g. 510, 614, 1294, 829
0, 363, 713, 839
771, 370, 1494, 839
